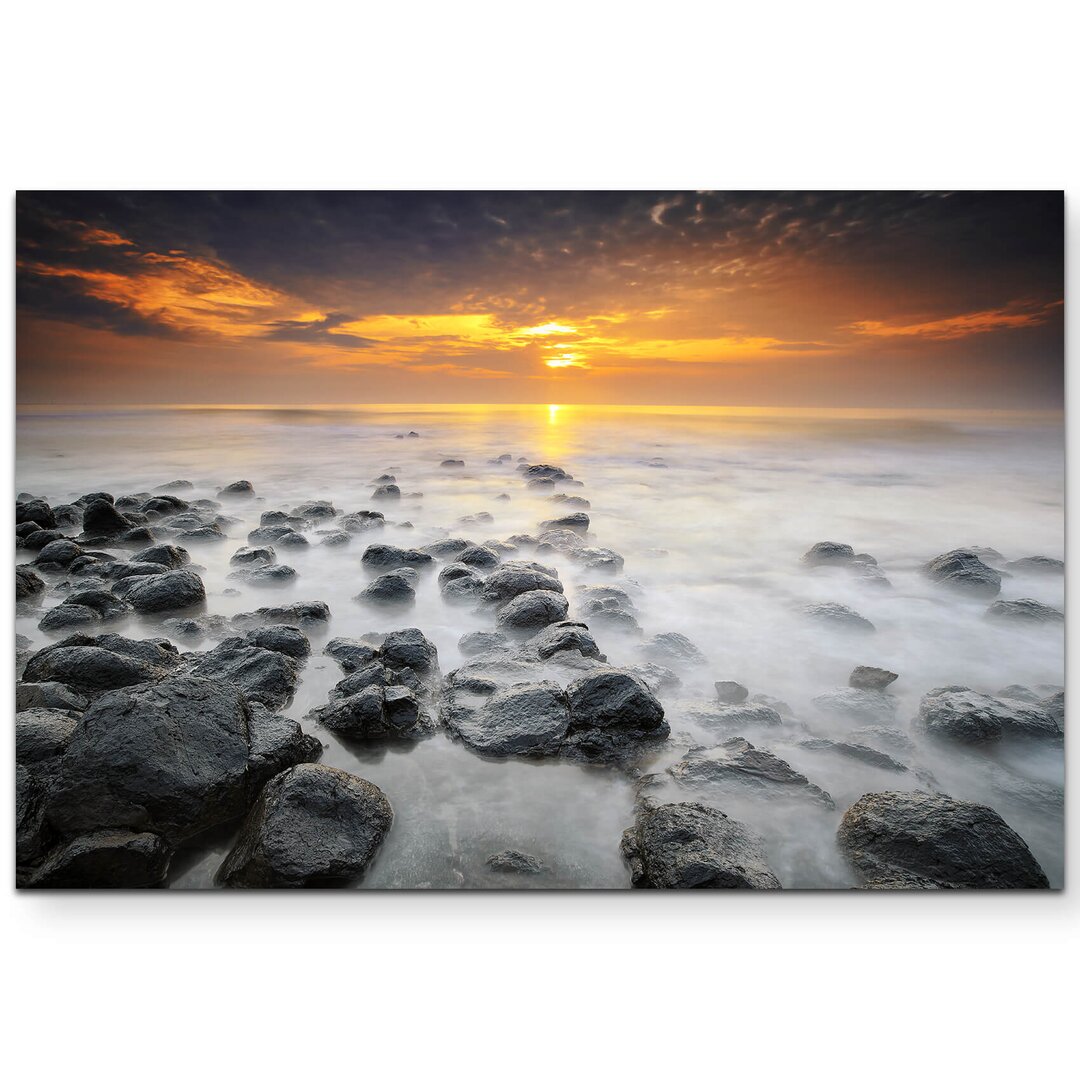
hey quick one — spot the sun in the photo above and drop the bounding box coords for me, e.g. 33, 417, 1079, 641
545, 351, 589, 369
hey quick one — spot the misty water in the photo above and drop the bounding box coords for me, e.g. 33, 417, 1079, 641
15, 404, 1065, 888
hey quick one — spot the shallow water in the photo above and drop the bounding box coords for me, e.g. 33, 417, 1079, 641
15, 404, 1066, 888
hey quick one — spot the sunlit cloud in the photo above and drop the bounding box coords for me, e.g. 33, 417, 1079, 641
847, 300, 1062, 341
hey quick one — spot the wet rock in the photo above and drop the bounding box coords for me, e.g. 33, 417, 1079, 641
17, 498, 57, 529
34, 539, 85, 568
798, 737, 908, 773
16, 681, 88, 713
313, 684, 432, 740
458, 630, 510, 657
232, 601, 331, 628
447, 681, 570, 757
441, 459, 465, 468
917, 687, 1060, 743
458, 544, 501, 570
539, 512, 590, 535
132, 543, 190, 569
381, 627, 440, 683
849, 665, 898, 690
161, 614, 231, 642
1003, 555, 1064, 575
372, 484, 401, 500
518, 463, 571, 482
496, 589, 570, 632
803, 602, 875, 633
439, 563, 483, 602
319, 530, 351, 546
23, 634, 179, 697
690, 702, 784, 732
838, 790, 1049, 888
670, 738, 835, 808
229, 564, 298, 587
219, 764, 393, 887
246, 702, 322, 792
356, 568, 418, 606
22, 529, 68, 553
124, 568, 206, 614
16, 565, 47, 602
81, 498, 132, 537
422, 537, 472, 560
27, 830, 171, 888
16, 708, 79, 768
480, 565, 563, 606
923, 549, 1002, 598
801, 541, 857, 566
230, 545, 276, 567
985, 598, 1063, 624
244, 625, 311, 659
715, 681, 749, 704
361, 543, 435, 572
38, 604, 101, 631
292, 500, 336, 520
621, 801, 781, 889
637, 632, 706, 667
813, 687, 897, 725
563, 669, 668, 761
324, 638, 380, 673
526, 621, 602, 661
39, 590, 131, 632
47, 676, 252, 842
340, 510, 386, 534
487, 849, 545, 874
189, 638, 300, 710
218, 480, 255, 498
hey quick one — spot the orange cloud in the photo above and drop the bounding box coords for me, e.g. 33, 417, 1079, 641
847, 300, 1062, 341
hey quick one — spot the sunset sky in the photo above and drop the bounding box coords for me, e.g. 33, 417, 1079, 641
16, 191, 1063, 408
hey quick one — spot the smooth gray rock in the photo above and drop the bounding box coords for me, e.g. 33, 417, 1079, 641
637, 632, 706, 667
917, 687, 1060, 743
838, 790, 1049, 888
715, 680, 749, 704
448, 681, 570, 757
985, 598, 1064, 624
923, 549, 1002, 598
219, 764, 393, 887
803, 601, 875, 633
849, 665, 898, 690
361, 543, 435, 572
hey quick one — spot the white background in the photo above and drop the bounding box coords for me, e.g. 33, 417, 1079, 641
2, 3, 1075, 1077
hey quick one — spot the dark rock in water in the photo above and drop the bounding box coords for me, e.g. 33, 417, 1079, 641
356, 568, 418, 606
458, 630, 510, 657
155, 480, 194, 492
441, 459, 465, 468
161, 614, 230, 642
39, 604, 101, 631
381, 627, 440, 682
480, 565, 563, 606
690, 702, 784, 732
1003, 555, 1064, 576
232, 601, 331, 628
539, 512, 590, 535
715, 680, 749, 704
923, 549, 1002, 598
838, 790, 1049, 889
340, 510, 386, 534
487, 849, 545, 874
16, 565, 46, 602
271, 530, 308, 548
230, 545, 276, 567
246, 702, 322, 792
549, 493, 591, 510
16, 521, 42, 539
141, 495, 189, 517
22, 529, 68, 552
133, 543, 190, 569
292, 500, 336, 520
39, 590, 131, 632
189, 638, 300, 710
798, 737, 908, 773
439, 563, 484, 601
801, 541, 856, 566
563, 669, 668, 761
244, 625, 310, 659
218, 480, 255, 498
621, 801, 781, 889
17, 498, 57, 529
75, 491, 115, 507
985, 598, 1063, 624
628, 663, 681, 695
995, 684, 1042, 703
422, 537, 472, 560
218, 764, 393, 887
361, 543, 435, 572
16, 681, 88, 713
803, 602, 875, 633
16, 707, 78, 767
637, 632, 706, 667
849, 665, 898, 690
47, 676, 252, 843
670, 738, 836, 809
447, 681, 570, 757
312, 684, 432, 740
527, 621, 602, 661
813, 687, 897, 725
319, 530, 351, 546
917, 687, 1060, 743
496, 589, 569, 632
324, 637, 380, 673
519, 463, 571, 482
23, 634, 179, 697
458, 544, 501, 570
27, 830, 171, 888
81, 498, 131, 536
125, 569, 206, 614
372, 484, 401, 500
229, 564, 298, 587
1040, 689, 1064, 727
34, 539, 85, 568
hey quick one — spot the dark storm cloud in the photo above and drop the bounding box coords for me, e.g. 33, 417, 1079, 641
262, 311, 376, 346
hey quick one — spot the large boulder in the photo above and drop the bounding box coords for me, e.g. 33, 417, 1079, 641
134, 543, 191, 569
917, 687, 1061, 743
837, 790, 1049, 888
803, 602, 875, 633
125, 569, 206, 614
446, 681, 570, 757
17, 498, 57, 529
496, 589, 569, 632
360, 544, 435, 572
621, 801, 781, 889
564, 669, 668, 760
16, 565, 46, 602
245, 703, 323, 792
231, 601, 331, 629
27, 830, 171, 888
312, 684, 431, 740
188, 638, 300, 710
218, 764, 393, 887
81, 498, 131, 537
355, 568, 418, 606
923, 550, 1002, 598
46, 676, 253, 842
22, 633, 179, 697
480, 565, 563, 606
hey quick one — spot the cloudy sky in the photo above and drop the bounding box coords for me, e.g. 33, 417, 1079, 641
16, 191, 1063, 407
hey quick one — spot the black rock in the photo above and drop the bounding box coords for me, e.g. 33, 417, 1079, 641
125, 569, 206, 614
22, 634, 179, 696
16, 565, 46, 602
838, 790, 1049, 888
82, 498, 131, 536
218, 480, 255, 498
16, 681, 88, 713
244, 625, 311, 659
355, 568, 417, 606
219, 764, 393, 887
27, 830, 171, 888
34, 539, 84, 567
372, 484, 401, 500
527, 621, 602, 661
323, 637, 380, 673
539, 512, 590, 535
487, 850, 545, 874
132, 543, 190, 569
563, 669, 669, 760
496, 589, 570, 632
361, 543, 435, 572
189, 638, 300, 710
621, 801, 781, 889
17, 498, 58, 529
446, 681, 570, 757
229, 564, 298, 587
480, 565, 563, 606
245, 702, 323, 793
232, 601, 331, 628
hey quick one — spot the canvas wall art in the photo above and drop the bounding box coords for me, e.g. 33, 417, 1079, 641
14, 191, 1064, 889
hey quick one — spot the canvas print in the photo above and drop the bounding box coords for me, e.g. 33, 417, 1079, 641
14, 191, 1063, 890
